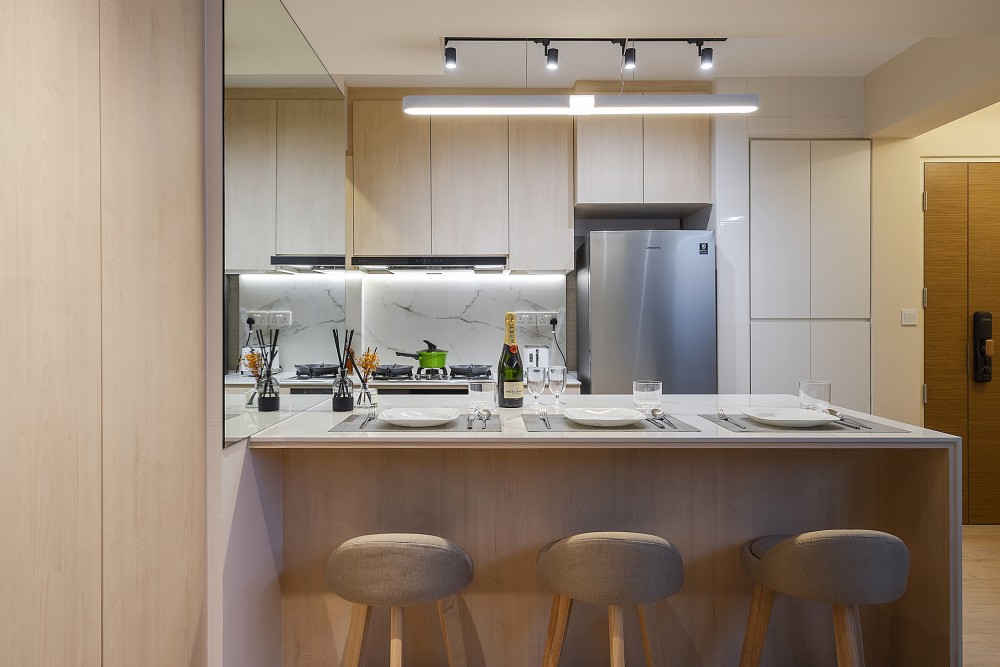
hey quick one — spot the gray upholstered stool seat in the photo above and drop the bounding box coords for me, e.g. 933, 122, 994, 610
536, 531, 684, 667
739, 530, 910, 667
327, 533, 474, 667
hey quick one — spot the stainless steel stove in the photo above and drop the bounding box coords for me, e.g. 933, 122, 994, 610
416, 367, 448, 380
449, 364, 492, 379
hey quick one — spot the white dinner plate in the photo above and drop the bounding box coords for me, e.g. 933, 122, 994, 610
377, 407, 462, 427
741, 408, 840, 428
562, 407, 646, 428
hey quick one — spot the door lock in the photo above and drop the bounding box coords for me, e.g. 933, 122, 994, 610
973, 311, 993, 382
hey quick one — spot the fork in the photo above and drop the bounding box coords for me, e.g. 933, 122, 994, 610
538, 407, 552, 429
716, 407, 747, 430
359, 405, 376, 429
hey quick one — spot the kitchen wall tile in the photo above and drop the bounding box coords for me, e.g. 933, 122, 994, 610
716, 219, 750, 275
360, 273, 567, 370
716, 117, 749, 171
747, 116, 792, 137
714, 77, 748, 94
746, 77, 791, 117
239, 273, 348, 369
715, 168, 749, 225
788, 115, 866, 137
717, 325, 750, 393
789, 77, 864, 118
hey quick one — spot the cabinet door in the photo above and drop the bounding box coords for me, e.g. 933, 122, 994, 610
750, 140, 811, 318
352, 100, 431, 255
508, 117, 574, 272
750, 320, 811, 395
276, 100, 346, 255
430, 117, 508, 254
575, 116, 643, 203
643, 116, 710, 203
224, 100, 276, 271
811, 320, 870, 412
810, 140, 870, 318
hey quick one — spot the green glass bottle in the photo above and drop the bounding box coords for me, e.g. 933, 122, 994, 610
498, 311, 524, 408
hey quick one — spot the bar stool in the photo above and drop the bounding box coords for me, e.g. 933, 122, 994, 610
326, 533, 474, 667
536, 531, 684, 667
739, 529, 910, 667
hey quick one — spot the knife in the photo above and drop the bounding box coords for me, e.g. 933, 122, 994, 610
645, 417, 666, 429
541, 414, 552, 429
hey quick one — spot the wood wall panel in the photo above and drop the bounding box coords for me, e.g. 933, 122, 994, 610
0, 1, 103, 664
968, 163, 1000, 523
923, 163, 970, 522
100, 0, 207, 663
281, 447, 955, 666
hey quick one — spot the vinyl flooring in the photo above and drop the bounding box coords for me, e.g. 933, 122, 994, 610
964, 524, 1000, 666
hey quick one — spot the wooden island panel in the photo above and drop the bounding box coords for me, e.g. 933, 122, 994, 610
278, 445, 955, 666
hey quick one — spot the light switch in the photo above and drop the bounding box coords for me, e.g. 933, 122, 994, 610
901, 309, 918, 326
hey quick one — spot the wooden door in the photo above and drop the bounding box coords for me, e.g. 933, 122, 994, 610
924, 162, 1000, 523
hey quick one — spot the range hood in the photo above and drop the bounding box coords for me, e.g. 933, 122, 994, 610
351, 255, 507, 272
270, 255, 346, 272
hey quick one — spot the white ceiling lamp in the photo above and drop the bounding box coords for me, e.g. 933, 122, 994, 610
403, 93, 759, 116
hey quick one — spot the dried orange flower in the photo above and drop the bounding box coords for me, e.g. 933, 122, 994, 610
358, 348, 379, 380
242, 350, 264, 379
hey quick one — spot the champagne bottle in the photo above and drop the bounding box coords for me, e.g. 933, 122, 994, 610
498, 312, 524, 408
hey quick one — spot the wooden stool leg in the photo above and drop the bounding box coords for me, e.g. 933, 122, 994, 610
341, 603, 371, 667
739, 583, 775, 667
437, 595, 468, 667
833, 604, 866, 667
541, 594, 573, 667
608, 605, 625, 667
637, 604, 664, 667
390, 606, 403, 667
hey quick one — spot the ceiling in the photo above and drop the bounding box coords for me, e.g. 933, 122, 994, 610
226, 0, 1000, 89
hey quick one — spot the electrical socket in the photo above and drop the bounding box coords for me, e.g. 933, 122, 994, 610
516, 312, 537, 327
268, 311, 293, 327
247, 311, 269, 328
537, 311, 558, 327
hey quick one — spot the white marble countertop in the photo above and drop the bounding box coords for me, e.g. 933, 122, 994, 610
247, 393, 957, 448
224, 393, 328, 444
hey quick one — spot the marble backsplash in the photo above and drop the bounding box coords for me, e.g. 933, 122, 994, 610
238, 272, 567, 372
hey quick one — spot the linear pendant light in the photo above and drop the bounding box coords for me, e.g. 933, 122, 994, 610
402, 93, 759, 116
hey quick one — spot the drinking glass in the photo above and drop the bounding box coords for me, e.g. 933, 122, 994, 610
547, 366, 567, 412
632, 380, 662, 414
526, 367, 546, 413
799, 380, 832, 410
468, 379, 497, 414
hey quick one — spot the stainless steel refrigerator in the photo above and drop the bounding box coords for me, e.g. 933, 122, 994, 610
576, 230, 717, 394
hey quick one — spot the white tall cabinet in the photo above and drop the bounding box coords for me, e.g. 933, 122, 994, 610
749, 139, 871, 411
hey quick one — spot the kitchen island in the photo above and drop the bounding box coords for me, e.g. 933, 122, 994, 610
224, 394, 960, 666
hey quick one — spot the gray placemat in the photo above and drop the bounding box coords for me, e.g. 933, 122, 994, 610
522, 413, 700, 433
699, 413, 908, 434
330, 412, 502, 432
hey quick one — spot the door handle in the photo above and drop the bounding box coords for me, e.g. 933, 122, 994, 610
973, 311, 993, 382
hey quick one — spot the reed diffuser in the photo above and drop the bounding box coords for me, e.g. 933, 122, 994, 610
331, 328, 354, 412
255, 329, 281, 412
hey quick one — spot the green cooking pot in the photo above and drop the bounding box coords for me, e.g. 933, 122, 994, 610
395, 339, 449, 368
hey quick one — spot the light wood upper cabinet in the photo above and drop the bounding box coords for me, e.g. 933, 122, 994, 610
575, 115, 710, 204
276, 100, 346, 255
431, 117, 508, 254
508, 117, 574, 272
224, 99, 276, 271
352, 100, 431, 255
575, 116, 643, 203
643, 116, 710, 202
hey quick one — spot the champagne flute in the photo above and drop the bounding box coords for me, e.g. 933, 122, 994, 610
547, 366, 567, 412
525, 367, 546, 414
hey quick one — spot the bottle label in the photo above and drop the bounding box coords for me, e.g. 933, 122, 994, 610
503, 382, 524, 400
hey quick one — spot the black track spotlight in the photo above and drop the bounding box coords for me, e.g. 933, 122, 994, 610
623, 45, 637, 70
444, 45, 457, 70
546, 46, 559, 70
700, 46, 714, 70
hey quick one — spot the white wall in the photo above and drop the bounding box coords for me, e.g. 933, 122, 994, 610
713, 77, 867, 393
871, 101, 1000, 423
